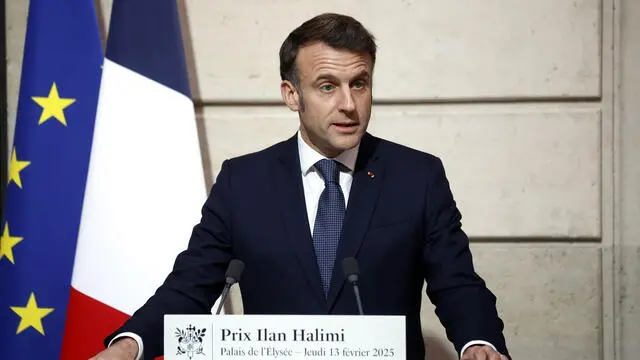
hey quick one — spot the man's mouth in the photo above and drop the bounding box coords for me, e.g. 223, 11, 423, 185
332, 122, 359, 128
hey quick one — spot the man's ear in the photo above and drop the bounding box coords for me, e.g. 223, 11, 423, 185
280, 80, 300, 112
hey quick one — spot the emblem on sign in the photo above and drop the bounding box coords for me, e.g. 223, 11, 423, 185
175, 324, 206, 359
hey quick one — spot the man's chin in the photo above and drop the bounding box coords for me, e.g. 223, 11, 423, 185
329, 136, 362, 152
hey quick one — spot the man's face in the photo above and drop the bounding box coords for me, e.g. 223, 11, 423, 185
281, 41, 373, 158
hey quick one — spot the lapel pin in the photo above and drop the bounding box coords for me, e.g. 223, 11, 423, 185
367, 171, 375, 178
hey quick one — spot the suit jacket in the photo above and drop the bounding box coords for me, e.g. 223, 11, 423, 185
105, 132, 510, 360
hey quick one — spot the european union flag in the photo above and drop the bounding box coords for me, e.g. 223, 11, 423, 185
0, 0, 103, 358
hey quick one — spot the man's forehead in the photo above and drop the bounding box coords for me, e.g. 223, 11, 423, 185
296, 43, 373, 76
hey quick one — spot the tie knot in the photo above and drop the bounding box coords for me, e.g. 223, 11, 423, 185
314, 159, 341, 184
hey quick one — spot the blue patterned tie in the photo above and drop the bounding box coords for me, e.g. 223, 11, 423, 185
312, 159, 345, 296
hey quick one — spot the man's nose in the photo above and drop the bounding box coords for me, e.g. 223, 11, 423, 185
337, 87, 356, 112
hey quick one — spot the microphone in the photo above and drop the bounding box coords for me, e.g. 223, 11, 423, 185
342, 257, 364, 315
215, 259, 245, 315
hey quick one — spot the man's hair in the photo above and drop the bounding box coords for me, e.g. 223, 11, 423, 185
279, 13, 377, 88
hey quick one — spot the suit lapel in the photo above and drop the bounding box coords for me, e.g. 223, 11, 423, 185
274, 135, 326, 303
326, 133, 384, 310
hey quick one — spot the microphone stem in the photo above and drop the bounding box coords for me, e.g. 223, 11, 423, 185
353, 284, 364, 315
215, 284, 231, 315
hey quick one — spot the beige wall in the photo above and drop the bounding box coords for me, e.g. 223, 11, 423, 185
5, 0, 639, 359
617, 0, 640, 358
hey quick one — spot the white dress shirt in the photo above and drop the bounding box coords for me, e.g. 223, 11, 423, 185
297, 132, 358, 233
109, 131, 496, 359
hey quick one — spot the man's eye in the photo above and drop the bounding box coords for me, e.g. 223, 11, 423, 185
352, 80, 367, 89
320, 84, 335, 91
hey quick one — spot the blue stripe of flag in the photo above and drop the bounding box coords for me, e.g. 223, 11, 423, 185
106, 0, 191, 98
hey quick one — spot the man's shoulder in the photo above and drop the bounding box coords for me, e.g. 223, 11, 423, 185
368, 133, 443, 168
222, 135, 294, 168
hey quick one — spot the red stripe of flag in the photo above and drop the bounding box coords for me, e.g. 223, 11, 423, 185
61, 288, 130, 359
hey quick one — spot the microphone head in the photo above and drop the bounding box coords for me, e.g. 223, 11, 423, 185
225, 259, 245, 284
342, 257, 360, 283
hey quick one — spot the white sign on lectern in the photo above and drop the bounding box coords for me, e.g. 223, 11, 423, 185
164, 314, 405, 360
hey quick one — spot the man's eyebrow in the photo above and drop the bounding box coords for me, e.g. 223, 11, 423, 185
313, 73, 339, 82
313, 70, 371, 82
353, 70, 371, 79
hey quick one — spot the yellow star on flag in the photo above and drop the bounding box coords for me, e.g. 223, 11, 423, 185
0, 222, 24, 264
31, 82, 76, 126
10, 292, 54, 335
8, 147, 31, 189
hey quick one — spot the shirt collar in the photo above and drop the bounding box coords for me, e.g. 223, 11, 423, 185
297, 131, 359, 175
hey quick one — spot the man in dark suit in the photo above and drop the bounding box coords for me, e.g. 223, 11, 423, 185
92, 13, 510, 360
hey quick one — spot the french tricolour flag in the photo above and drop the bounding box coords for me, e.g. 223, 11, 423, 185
61, 0, 208, 358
